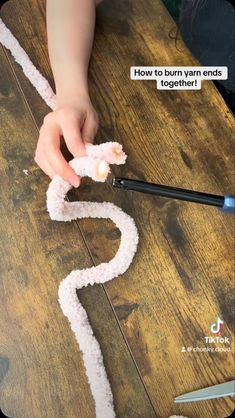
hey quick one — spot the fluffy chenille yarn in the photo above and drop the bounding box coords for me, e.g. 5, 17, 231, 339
0, 17, 138, 417
0, 17, 186, 418
47, 143, 139, 418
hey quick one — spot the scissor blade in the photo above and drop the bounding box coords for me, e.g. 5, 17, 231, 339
175, 380, 235, 403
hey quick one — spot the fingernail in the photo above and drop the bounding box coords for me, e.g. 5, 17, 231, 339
68, 176, 80, 188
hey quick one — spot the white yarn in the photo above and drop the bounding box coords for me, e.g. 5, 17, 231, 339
0, 18, 56, 110
170, 416, 188, 418
47, 159, 139, 417
0, 17, 139, 417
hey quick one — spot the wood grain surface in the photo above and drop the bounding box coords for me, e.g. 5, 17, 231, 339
0, 1, 234, 418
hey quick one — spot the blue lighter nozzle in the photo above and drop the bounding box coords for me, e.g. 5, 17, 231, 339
221, 195, 235, 214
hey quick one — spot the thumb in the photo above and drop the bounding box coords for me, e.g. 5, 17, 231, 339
61, 117, 86, 158
82, 113, 99, 144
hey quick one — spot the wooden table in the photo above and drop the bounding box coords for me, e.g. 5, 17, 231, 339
0, 1, 234, 417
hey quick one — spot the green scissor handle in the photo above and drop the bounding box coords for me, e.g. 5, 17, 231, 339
175, 380, 235, 403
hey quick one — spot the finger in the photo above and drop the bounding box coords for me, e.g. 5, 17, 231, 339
35, 128, 56, 179
34, 154, 55, 179
61, 116, 86, 158
42, 123, 81, 187
81, 113, 99, 144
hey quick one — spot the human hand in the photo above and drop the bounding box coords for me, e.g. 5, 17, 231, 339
35, 96, 99, 187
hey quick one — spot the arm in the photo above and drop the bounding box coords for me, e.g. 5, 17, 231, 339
46, 0, 96, 105
35, 0, 100, 186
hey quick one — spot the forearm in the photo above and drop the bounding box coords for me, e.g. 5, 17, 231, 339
46, 0, 97, 105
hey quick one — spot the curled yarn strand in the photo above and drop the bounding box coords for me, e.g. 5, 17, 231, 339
0, 18, 139, 417
47, 146, 139, 417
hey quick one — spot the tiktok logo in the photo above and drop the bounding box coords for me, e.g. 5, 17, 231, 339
210, 317, 224, 334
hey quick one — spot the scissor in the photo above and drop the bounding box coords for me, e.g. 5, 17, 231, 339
175, 380, 235, 403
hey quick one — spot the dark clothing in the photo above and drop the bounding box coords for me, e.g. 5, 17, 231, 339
179, 0, 235, 112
